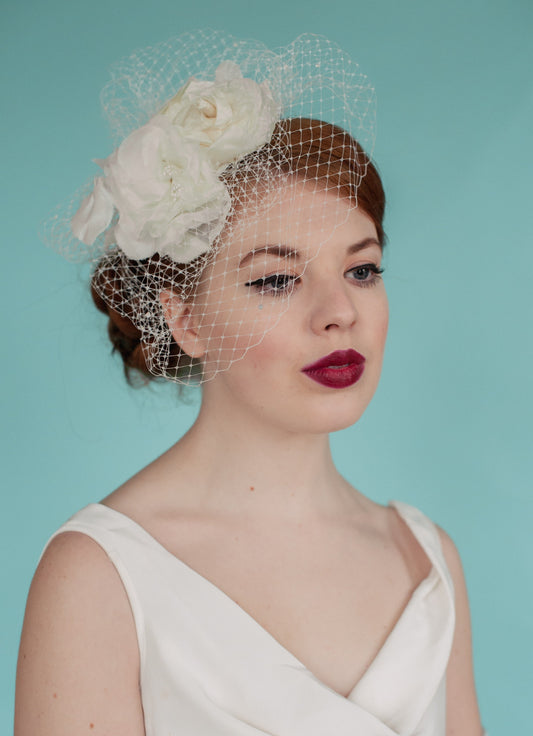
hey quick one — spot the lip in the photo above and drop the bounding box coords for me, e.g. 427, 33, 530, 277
301, 349, 366, 389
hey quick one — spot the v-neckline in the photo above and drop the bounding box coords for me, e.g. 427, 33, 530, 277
91, 500, 441, 700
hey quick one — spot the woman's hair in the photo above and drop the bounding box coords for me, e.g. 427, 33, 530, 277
91, 117, 386, 385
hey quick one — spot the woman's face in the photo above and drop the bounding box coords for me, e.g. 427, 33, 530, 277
180, 180, 389, 434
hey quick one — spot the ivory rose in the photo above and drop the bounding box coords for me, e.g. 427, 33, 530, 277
160, 60, 279, 168
72, 117, 230, 262
70, 61, 279, 263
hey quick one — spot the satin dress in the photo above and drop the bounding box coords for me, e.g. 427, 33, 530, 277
46, 501, 462, 735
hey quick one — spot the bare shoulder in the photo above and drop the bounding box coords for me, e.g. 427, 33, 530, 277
29, 528, 122, 590
21, 531, 134, 634
434, 525, 484, 736
15, 531, 145, 736
436, 525, 466, 580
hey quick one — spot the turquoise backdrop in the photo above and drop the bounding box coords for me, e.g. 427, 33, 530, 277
2, 0, 532, 732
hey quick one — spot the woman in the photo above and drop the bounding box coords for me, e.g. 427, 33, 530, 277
15, 32, 485, 735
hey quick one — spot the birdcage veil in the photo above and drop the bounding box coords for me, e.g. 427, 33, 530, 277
43, 30, 377, 384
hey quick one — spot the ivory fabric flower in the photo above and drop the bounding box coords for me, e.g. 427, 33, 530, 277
159, 61, 280, 168
70, 176, 115, 246
72, 117, 230, 262
70, 61, 279, 263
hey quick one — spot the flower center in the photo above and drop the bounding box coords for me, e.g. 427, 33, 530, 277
198, 98, 217, 119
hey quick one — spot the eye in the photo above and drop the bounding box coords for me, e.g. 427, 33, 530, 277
245, 274, 298, 296
346, 263, 384, 287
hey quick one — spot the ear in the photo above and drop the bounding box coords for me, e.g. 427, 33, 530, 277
159, 290, 207, 359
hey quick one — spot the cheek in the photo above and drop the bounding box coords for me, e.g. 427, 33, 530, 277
379, 300, 389, 343
236, 329, 287, 375
197, 294, 292, 362
212, 337, 289, 415
227, 329, 295, 401
372, 291, 389, 347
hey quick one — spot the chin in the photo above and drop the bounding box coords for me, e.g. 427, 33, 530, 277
304, 405, 371, 435
295, 374, 380, 434
271, 391, 374, 436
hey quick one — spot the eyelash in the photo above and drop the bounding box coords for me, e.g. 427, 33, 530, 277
245, 274, 299, 296
346, 264, 384, 288
245, 264, 384, 296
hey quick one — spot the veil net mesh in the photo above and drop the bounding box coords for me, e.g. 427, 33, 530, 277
43, 30, 376, 384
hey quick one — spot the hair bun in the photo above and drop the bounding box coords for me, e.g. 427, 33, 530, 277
91, 277, 152, 383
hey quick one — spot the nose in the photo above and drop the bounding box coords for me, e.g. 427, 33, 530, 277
308, 275, 358, 334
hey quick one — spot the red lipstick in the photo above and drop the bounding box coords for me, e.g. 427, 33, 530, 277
302, 349, 365, 389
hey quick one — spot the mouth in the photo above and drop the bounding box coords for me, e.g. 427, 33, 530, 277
301, 349, 366, 389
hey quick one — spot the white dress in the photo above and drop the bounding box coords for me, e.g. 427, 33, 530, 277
45, 501, 458, 736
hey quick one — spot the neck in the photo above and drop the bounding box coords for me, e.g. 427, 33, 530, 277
168, 387, 356, 519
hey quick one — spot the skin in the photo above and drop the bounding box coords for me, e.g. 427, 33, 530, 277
15, 185, 483, 735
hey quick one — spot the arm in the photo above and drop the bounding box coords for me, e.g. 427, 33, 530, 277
15, 531, 145, 736
438, 527, 484, 736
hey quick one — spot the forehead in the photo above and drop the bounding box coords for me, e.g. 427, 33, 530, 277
218, 179, 375, 264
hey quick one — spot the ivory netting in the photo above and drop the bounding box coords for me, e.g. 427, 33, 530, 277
43, 31, 376, 383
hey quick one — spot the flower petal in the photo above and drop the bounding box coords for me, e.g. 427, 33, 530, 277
71, 177, 114, 245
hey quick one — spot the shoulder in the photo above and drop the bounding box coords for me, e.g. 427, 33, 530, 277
28, 529, 129, 615
15, 531, 144, 736
435, 524, 470, 600
434, 525, 484, 734
434, 523, 473, 642
436, 524, 461, 566
390, 501, 467, 585
19, 528, 139, 669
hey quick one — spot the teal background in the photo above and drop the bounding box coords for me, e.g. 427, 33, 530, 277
2, 0, 532, 732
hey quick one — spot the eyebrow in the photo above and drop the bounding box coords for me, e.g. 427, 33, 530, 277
238, 237, 381, 268
346, 237, 381, 255
238, 245, 299, 268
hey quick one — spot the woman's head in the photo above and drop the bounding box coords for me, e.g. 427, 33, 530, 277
91, 116, 386, 384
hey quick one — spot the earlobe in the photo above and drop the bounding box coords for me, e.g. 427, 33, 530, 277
159, 290, 207, 359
